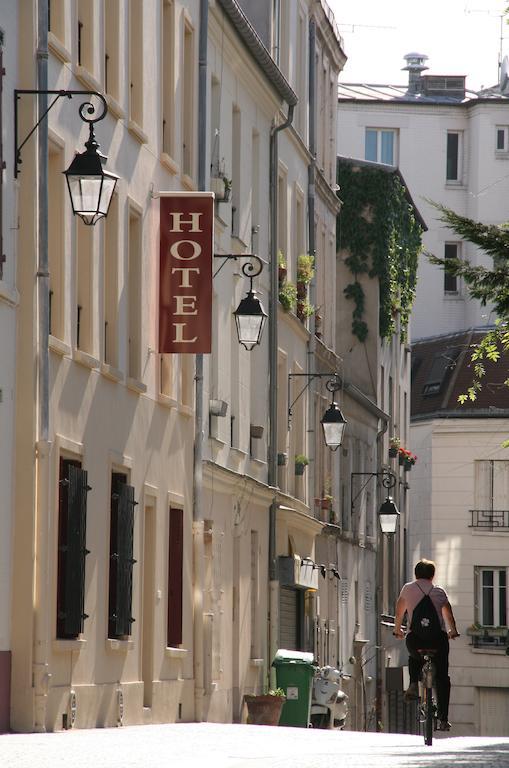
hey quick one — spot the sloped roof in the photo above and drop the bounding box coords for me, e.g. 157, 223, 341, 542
411, 330, 509, 420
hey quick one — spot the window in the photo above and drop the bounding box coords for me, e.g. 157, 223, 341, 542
182, 19, 194, 177
57, 459, 90, 639
76, 219, 93, 352
108, 472, 137, 639
422, 348, 461, 396
162, 0, 175, 158
231, 106, 241, 237
49, 143, 65, 338
446, 131, 461, 182
365, 128, 396, 165
77, 0, 93, 73
105, 0, 120, 100
167, 507, 183, 646
496, 126, 509, 153
444, 242, 459, 294
476, 567, 507, 627
103, 194, 119, 366
474, 460, 509, 515
128, 206, 142, 380
129, 0, 143, 126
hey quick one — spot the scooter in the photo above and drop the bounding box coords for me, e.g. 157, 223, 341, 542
310, 665, 349, 729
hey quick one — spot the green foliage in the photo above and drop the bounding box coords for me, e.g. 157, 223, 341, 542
278, 250, 287, 268
337, 161, 424, 341
297, 299, 315, 319
278, 281, 297, 312
268, 688, 285, 697
294, 454, 309, 467
296, 253, 315, 284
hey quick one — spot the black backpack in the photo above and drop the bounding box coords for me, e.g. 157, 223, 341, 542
409, 584, 443, 644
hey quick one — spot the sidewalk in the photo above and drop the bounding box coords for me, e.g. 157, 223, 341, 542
2, 723, 509, 768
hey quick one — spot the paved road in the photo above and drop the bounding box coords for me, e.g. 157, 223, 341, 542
1, 723, 509, 768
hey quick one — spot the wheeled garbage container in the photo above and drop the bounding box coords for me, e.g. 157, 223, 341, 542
272, 649, 315, 727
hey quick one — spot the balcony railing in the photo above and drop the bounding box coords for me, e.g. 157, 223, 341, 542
466, 625, 509, 649
469, 509, 509, 531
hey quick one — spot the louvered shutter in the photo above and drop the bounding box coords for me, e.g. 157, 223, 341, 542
109, 474, 137, 638
167, 508, 183, 647
57, 460, 90, 638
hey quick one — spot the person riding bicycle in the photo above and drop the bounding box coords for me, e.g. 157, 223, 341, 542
393, 559, 460, 731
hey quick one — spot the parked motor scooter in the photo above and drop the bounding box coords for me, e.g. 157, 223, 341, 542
310, 665, 349, 729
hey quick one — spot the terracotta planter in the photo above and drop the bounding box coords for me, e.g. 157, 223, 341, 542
297, 281, 307, 300
278, 266, 287, 285
244, 694, 285, 726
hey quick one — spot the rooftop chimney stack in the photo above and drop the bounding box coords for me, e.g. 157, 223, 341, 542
403, 52, 429, 94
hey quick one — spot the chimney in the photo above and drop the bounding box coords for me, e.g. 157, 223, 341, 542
402, 52, 429, 94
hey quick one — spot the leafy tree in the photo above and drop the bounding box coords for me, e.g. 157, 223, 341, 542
427, 201, 509, 444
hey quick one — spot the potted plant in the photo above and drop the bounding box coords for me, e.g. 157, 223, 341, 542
244, 688, 286, 726
297, 298, 314, 322
277, 452, 288, 467
296, 253, 314, 285
210, 159, 232, 203
399, 448, 417, 470
389, 436, 400, 458
321, 494, 333, 510
278, 250, 287, 285
295, 454, 309, 476
278, 282, 297, 312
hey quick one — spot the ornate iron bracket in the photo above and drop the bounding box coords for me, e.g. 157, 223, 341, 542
350, 470, 396, 514
212, 253, 264, 280
287, 372, 340, 429
14, 89, 108, 178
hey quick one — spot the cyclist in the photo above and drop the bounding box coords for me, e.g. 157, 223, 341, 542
392, 558, 460, 731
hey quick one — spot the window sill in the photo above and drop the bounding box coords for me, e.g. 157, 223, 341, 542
165, 647, 188, 659
73, 64, 102, 94
229, 447, 248, 460
495, 151, 509, 159
48, 32, 71, 63
73, 349, 100, 370
100, 362, 124, 383
0, 283, 19, 307
181, 173, 196, 191
160, 152, 180, 176
105, 94, 125, 121
178, 404, 194, 418
445, 181, 465, 188
49, 335, 71, 357
127, 376, 147, 395
470, 646, 507, 654
128, 120, 148, 145
53, 638, 86, 652
158, 393, 178, 409
106, 638, 134, 652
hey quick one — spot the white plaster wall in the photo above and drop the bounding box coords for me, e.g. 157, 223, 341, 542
337, 98, 509, 341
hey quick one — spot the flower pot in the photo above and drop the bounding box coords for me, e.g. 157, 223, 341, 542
244, 694, 285, 726
295, 463, 306, 476
389, 447, 398, 458
277, 452, 288, 466
297, 281, 307, 300
404, 460, 412, 471
399, 454, 405, 466
278, 266, 287, 285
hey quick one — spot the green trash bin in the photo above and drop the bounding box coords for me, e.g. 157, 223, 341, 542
272, 649, 315, 727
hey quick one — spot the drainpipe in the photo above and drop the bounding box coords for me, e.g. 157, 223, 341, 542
193, 0, 208, 723
268, 102, 294, 685
306, 15, 317, 517
375, 415, 389, 731
33, 0, 51, 732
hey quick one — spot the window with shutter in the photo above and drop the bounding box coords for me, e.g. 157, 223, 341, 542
57, 459, 91, 639
167, 507, 183, 647
108, 472, 137, 639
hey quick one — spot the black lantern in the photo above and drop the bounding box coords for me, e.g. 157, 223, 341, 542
378, 496, 400, 535
320, 401, 347, 451
234, 287, 267, 350
64, 122, 118, 226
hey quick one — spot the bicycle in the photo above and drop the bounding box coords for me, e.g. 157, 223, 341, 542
417, 648, 437, 746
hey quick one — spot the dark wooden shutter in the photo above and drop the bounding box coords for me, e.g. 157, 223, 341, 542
57, 459, 90, 639
167, 507, 183, 647
109, 473, 137, 638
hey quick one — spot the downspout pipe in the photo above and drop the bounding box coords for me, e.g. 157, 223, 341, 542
268, 102, 294, 685
34, 0, 51, 732
193, 0, 208, 723
306, 15, 316, 531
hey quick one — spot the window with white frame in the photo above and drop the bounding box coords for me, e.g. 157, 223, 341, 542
476, 567, 507, 627
365, 128, 397, 166
446, 130, 462, 182
496, 126, 509, 153
444, 242, 460, 294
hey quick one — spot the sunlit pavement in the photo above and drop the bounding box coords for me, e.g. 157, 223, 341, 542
2, 723, 509, 768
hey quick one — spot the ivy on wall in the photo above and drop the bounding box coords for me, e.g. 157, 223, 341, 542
336, 160, 424, 342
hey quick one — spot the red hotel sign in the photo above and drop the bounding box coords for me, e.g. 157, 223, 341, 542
159, 193, 214, 354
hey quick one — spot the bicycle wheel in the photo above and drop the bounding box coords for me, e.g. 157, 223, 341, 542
425, 686, 433, 746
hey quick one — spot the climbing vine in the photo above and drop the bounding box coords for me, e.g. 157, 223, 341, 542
336, 160, 424, 342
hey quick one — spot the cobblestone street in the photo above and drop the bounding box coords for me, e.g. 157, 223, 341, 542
2, 723, 509, 768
